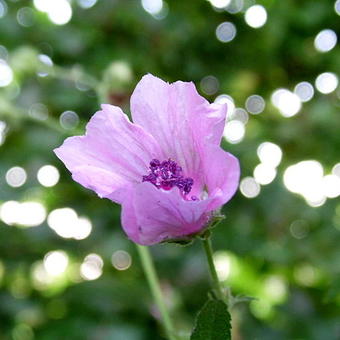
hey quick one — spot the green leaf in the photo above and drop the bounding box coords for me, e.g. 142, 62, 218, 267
190, 299, 231, 340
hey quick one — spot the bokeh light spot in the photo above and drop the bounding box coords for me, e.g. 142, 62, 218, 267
253, 163, 277, 185
37, 54, 53, 77
29, 103, 49, 121
47, 208, 92, 240
245, 94, 265, 114
207, 0, 231, 9
0, 121, 6, 145
223, 120, 245, 144
250, 300, 273, 320
0, 201, 21, 225
315, 72, 338, 94
322, 175, 340, 198
33, 0, 50, 12
37, 165, 60, 187
141, 0, 163, 15
245, 5, 267, 28
48, 208, 77, 239
336, 0, 340, 15
240, 177, 261, 198
59, 111, 79, 130
77, 0, 97, 9
314, 29, 337, 53
80, 254, 103, 281
73, 217, 92, 240
215, 94, 235, 116
111, 250, 132, 271
0, 45, 8, 61
290, 220, 309, 239
34, 0, 72, 25
332, 163, 340, 178
226, 0, 243, 14
294, 81, 314, 102
44, 251, 69, 277
213, 251, 231, 281
257, 142, 282, 167
283, 160, 327, 207
271, 89, 301, 117
6, 166, 27, 188
230, 108, 249, 124
0, 201, 46, 227
264, 276, 287, 303
0, 0, 7, 18
0, 59, 13, 87
50, 1, 72, 25
294, 264, 318, 287
216, 22, 237, 43
17, 7, 35, 27
200, 75, 219, 95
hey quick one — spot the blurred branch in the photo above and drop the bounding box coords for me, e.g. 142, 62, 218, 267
0, 102, 82, 136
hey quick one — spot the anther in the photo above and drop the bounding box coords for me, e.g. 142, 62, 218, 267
142, 158, 194, 197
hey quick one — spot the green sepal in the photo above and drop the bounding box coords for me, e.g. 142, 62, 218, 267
161, 211, 226, 246
162, 237, 194, 246
208, 213, 226, 230
198, 213, 226, 240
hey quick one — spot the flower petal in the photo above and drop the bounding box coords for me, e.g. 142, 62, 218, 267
121, 183, 211, 245
130, 74, 227, 184
201, 144, 240, 211
54, 104, 163, 203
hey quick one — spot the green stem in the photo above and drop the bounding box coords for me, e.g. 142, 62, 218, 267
201, 237, 225, 303
136, 245, 176, 340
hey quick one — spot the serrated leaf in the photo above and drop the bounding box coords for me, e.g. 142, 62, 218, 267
190, 299, 231, 340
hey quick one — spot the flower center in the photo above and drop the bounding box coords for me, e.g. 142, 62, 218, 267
142, 158, 194, 196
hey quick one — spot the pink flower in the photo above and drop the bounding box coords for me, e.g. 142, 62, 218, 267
54, 74, 240, 245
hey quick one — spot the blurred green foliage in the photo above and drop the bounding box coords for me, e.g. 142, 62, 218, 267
0, 0, 340, 339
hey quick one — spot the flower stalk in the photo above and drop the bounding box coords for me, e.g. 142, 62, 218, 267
136, 245, 176, 340
201, 236, 226, 304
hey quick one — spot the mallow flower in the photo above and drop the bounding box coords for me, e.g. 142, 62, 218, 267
54, 74, 240, 245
